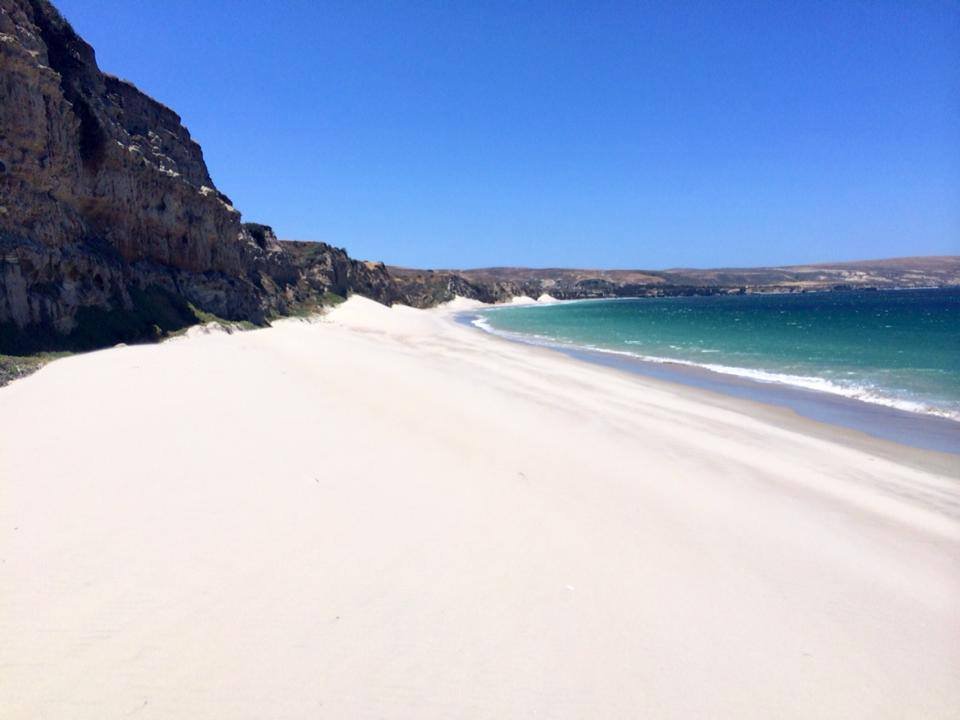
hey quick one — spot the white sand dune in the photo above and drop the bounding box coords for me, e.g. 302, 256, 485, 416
1, 296, 958, 718
504, 294, 538, 305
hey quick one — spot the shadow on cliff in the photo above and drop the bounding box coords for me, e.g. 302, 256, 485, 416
0, 285, 201, 355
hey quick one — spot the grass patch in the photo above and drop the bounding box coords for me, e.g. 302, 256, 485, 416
279, 292, 347, 319
187, 304, 258, 331
0, 352, 71, 388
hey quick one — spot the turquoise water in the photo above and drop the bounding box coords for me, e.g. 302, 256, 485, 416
475, 289, 960, 421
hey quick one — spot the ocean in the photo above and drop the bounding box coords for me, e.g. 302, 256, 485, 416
466, 288, 960, 451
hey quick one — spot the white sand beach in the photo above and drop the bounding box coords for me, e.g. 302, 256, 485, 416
1, 296, 958, 719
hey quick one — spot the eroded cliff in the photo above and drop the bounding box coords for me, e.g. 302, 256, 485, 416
0, 0, 396, 353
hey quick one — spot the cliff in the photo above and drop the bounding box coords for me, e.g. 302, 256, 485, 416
0, 0, 396, 354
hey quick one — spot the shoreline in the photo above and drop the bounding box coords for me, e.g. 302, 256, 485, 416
450, 305, 959, 478
2, 296, 958, 718
458, 302, 960, 456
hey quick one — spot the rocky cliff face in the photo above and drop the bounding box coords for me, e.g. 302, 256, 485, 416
0, 0, 397, 352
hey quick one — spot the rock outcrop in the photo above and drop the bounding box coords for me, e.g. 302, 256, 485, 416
0, 0, 396, 353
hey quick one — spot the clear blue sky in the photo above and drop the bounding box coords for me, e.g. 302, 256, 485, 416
58, 0, 958, 269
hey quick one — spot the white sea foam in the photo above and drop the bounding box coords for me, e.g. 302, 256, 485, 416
467, 313, 960, 422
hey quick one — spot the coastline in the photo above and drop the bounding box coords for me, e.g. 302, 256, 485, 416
459, 296, 960, 456
2, 296, 958, 718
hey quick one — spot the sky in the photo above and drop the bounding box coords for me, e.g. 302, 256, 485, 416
56, 0, 959, 269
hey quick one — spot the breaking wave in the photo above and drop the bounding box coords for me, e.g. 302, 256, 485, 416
467, 313, 960, 422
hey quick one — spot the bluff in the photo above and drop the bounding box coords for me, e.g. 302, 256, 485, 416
0, 0, 397, 353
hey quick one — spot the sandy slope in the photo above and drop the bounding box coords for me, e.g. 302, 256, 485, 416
1, 296, 958, 719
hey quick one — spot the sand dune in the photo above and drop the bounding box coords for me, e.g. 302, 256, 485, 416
1, 296, 958, 718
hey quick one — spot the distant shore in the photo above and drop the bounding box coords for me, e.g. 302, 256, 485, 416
2, 296, 958, 718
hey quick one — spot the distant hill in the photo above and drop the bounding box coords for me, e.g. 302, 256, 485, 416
387, 256, 960, 305
651, 256, 960, 289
